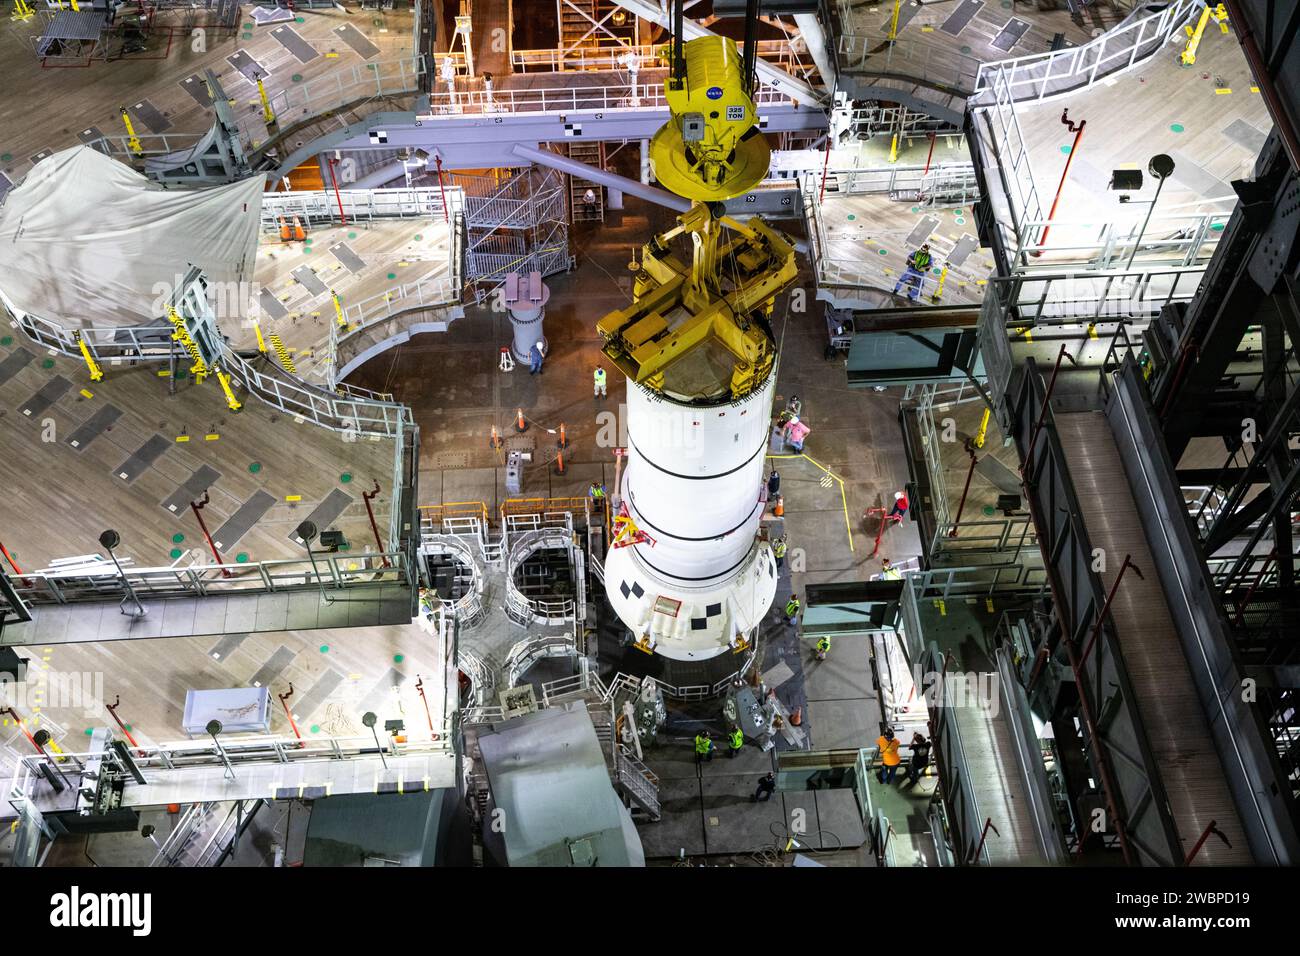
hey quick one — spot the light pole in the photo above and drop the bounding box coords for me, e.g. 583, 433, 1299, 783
207, 719, 236, 780
362, 711, 388, 769
99, 530, 145, 618
1127, 154, 1176, 270
294, 520, 330, 605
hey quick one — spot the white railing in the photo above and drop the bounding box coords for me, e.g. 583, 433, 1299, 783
420, 75, 792, 119
260, 185, 465, 232
511, 38, 811, 75
263, 57, 427, 130
972, 0, 1199, 104
987, 265, 1210, 327
1010, 211, 1230, 271
9, 731, 452, 809
977, 64, 1045, 233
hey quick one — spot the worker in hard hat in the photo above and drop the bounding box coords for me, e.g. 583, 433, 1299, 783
728, 726, 744, 759
593, 364, 607, 399
889, 489, 909, 523
815, 636, 831, 661
694, 730, 715, 764
773, 535, 788, 571
881, 558, 903, 580
588, 481, 607, 501
783, 415, 810, 452
529, 340, 546, 375
784, 594, 801, 626
893, 242, 932, 302
877, 726, 902, 783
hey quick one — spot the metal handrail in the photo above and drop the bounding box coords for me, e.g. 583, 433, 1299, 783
1011, 211, 1230, 271
260, 185, 464, 232
8, 552, 409, 607
264, 56, 426, 127
420, 74, 792, 118
972, 0, 1199, 104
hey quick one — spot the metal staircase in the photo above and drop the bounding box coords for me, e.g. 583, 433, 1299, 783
567, 142, 607, 223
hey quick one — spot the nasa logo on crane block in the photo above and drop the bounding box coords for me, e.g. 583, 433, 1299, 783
706, 86, 724, 99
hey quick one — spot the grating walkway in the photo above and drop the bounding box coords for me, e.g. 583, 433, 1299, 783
1055, 411, 1252, 865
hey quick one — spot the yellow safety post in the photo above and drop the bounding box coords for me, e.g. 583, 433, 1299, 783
69, 0, 79, 9
74, 331, 103, 382
973, 407, 991, 449
120, 107, 142, 157
11, 0, 35, 22
1181, 4, 1227, 65
331, 290, 347, 329
887, 0, 902, 41
214, 368, 243, 411
930, 265, 948, 301
889, 133, 899, 163
254, 72, 276, 127
253, 321, 267, 353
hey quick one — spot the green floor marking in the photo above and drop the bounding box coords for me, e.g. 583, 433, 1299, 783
310, 725, 320, 734
236, 552, 249, 563
394, 654, 404, 663
960, 46, 972, 54
983, 505, 996, 516
340, 472, 353, 483
847, 213, 857, 221
1, 154, 12, 162
878, 248, 888, 255
1, 336, 11, 346
304, 238, 313, 245
296, 15, 306, 22
955, 217, 967, 225
348, 231, 358, 239
172, 533, 185, 543
1171, 123, 1185, 133
41, 359, 54, 369
303, 247, 312, 254
387, 272, 397, 280
85, 728, 94, 736
1210, 222, 1225, 232
242, 32, 253, 40
170, 548, 183, 559
292, 74, 303, 83
1060, 145, 1072, 154
414, 234, 423, 241
320, 644, 330, 653
910, 206, 920, 213
242, 21, 253, 29
249, 461, 262, 473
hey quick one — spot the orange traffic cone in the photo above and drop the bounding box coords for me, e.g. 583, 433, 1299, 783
278, 217, 291, 242
292, 216, 306, 241
774, 495, 784, 517
790, 706, 802, 726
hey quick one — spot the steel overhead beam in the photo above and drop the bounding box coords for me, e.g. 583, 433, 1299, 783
510, 142, 692, 212
611, 0, 827, 107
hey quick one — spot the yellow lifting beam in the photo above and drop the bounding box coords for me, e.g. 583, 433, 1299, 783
214, 368, 243, 412
331, 290, 348, 329
1181, 4, 1228, 66
74, 331, 103, 382
973, 407, 992, 449
166, 306, 208, 382
254, 72, 277, 128
10, 0, 35, 22
119, 107, 143, 157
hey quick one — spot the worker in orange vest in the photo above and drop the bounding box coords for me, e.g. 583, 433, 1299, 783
877, 726, 902, 784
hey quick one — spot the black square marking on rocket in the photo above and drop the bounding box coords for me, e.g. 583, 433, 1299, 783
631, 582, 645, 598
619, 581, 631, 599
706, 603, 723, 617
757, 115, 769, 130
691, 618, 709, 631
563, 122, 583, 137
369, 129, 388, 145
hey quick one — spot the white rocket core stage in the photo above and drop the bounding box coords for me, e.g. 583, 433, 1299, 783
603, 373, 778, 660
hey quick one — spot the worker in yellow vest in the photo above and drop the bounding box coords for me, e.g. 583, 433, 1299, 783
881, 558, 903, 580
815, 636, 831, 661
694, 730, 715, 764
728, 726, 743, 758
773, 535, 788, 571
594, 365, 607, 399
877, 726, 902, 783
784, 594, 801, 626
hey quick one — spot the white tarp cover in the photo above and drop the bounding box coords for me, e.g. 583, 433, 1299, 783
0, 145, 265, 328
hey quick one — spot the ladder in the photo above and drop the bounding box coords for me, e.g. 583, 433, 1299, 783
567, 141, 606, 223
558, 0, 601, 56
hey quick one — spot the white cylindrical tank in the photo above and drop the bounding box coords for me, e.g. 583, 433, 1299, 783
603, 372, 778, 661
